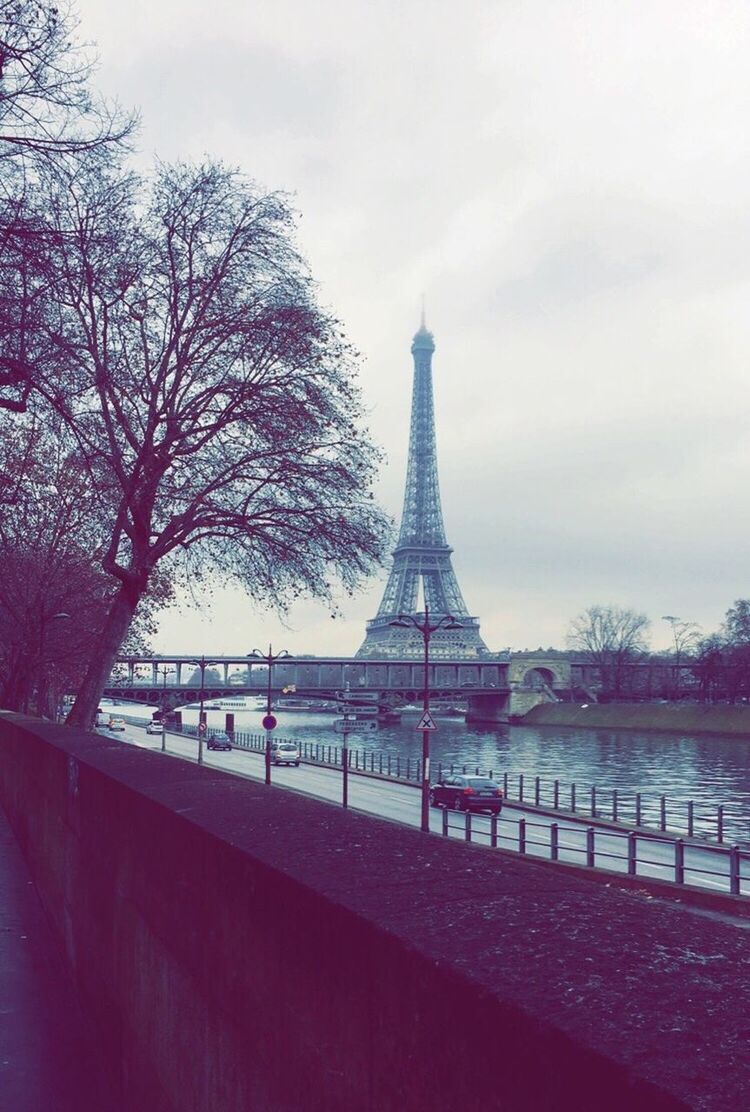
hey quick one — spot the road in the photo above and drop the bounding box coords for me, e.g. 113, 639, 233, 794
102, 721, 748, 897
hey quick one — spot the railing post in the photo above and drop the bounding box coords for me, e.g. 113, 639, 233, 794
519, 774, 524, 803
553, 780, 560, 809
635, 793, 642, 826
571, 783, 576, 813
518, 818, 526, 854
388, 754, 392, 776
660, 795, 666, 832
503, 771, 508, 797
718, 806, 724, 845
534, 776, 540, 806
729, 846, 741, 895
586, 827, 595, 867
612, 789, 618, 823
437, 761, 442, 780
674, 839, 685, 885
442, 807, 448, 837
464, 812, 472, 843
687, 801, 694, 838
591, 786, 597, 818
490, 813, 498, 849
550, 822, 559, 861
627, 832, 637, 876
406, 757, 411, 780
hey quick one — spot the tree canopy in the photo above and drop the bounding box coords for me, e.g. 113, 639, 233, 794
567, 604, 651, 699
32, 159, 391, 726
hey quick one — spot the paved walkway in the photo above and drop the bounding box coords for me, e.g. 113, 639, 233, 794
0, 806, 111, 1112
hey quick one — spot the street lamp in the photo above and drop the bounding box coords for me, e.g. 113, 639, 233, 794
248, 645, 292, 785
389, 604, 463, 832
186, 656, 218, 764
157, 666, 175, 752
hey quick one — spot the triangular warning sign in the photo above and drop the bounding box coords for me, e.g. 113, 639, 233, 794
415, 711, 437, 731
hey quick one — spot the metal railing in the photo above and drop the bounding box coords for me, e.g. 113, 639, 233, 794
167, 725, 744, 846
438, 808, 747, 896
141, 724, 749, 897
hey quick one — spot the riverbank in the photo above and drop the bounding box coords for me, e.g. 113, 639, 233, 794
524, 701, 750, 737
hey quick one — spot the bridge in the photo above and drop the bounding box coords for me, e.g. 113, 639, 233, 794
106, 653, 572, 721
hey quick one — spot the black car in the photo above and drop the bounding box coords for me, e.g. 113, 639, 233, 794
429, 775, 504, 813
207, 731, 232, 751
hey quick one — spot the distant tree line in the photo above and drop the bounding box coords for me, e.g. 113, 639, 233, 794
0, 2, 390, 724
567, 601, 750, 703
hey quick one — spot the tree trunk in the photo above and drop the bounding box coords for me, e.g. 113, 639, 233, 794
66, 583, 141, 729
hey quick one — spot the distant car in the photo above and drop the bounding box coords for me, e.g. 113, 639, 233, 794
460, 681, 477, 688
272, 740, 301, 767
145, 720, 162, 735
207, 730, 232, 751
108, 717, 126, 731
429, 775, 504, 814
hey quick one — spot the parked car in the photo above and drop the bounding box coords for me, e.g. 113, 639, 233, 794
207, 730, 232, 751
429, 775, 504, 813
145, 720, 162, 735
108, 717, 126, 731
272, 740, 301, 766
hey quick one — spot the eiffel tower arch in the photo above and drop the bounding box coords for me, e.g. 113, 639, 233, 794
357, 320, 489, 659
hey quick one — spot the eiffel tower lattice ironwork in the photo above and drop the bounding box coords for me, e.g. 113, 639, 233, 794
357, 320, 489, 658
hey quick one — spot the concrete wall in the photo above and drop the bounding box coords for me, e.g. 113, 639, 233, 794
3, 713, 749, 1110
523, 701, 750, 736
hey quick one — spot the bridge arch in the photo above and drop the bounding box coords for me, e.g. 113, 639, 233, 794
521, 667, 556, 690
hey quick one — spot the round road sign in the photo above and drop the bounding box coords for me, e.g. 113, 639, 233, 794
262, 714, 277, 730
198, 721, 207, 736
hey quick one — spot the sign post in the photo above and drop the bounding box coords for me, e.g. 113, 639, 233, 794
262, 712, 277, 785
334, 690, 380, 808
342, 722, 349, 809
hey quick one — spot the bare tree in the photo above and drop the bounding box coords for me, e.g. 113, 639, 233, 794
0, 417, 169, 714
0, 1, 135, 161
32, 160, 391, 728
0, 1, 136, 411
661, 614, 701, 700
567, 604, 651, 700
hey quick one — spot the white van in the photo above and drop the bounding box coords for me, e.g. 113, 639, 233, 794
272, 740, 301, 767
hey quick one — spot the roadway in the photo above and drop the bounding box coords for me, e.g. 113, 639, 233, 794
101, 721, 749, 898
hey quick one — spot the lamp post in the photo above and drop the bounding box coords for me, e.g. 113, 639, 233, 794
186, 657, 218, 765
157, 666, 175, 752
389, 604, 463, 832
248, 645, 292, 785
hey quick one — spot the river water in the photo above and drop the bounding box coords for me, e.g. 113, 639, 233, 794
108, 700, 750, 844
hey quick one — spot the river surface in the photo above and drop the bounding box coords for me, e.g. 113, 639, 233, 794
107, 699, 750, 843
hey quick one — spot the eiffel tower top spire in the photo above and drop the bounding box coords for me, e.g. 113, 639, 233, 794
356, 320, 489, 658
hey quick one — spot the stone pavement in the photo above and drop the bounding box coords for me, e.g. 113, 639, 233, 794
0, 805, 111, 1112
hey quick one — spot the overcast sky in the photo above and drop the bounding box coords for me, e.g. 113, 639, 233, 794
77, 0, 750, 657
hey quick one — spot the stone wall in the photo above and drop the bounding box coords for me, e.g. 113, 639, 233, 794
1, 712, 748, 1110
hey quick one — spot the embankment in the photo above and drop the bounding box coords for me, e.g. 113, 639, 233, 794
1, 712, 749, 1110
523, 701, 750, 737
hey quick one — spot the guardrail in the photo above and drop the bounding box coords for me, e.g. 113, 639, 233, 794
438, 808, 748, 896
165, 725, 744, 846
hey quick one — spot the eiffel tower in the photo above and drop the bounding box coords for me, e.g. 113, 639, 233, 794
357, 319, 489, 659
